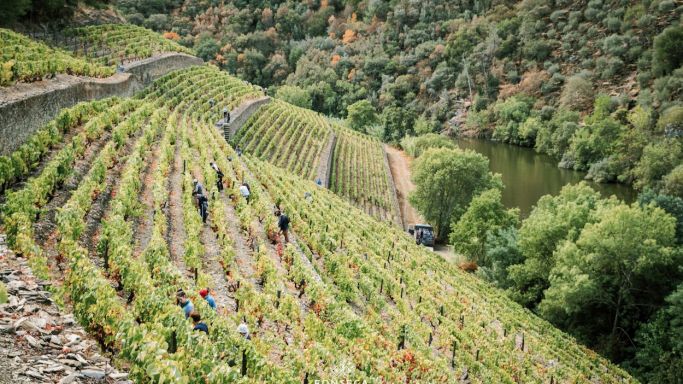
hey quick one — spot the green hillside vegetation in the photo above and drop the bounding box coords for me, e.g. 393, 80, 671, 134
114, 0, 682, 195
0, 31, 641, 382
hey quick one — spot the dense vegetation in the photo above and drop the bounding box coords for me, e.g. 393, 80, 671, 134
113, 0, 682, 195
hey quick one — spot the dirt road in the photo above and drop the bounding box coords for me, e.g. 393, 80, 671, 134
385, 145, 459, 263
384, 145, 423, 229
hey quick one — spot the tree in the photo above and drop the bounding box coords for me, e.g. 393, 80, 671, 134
194, 35, 220, 62
400, 133, 454, 158
639, 189, 683, 244
539, 203, 679, 360
0, 0, 31, 24
492, 95, 534, 145
382, 106, 416, 143
663, 164, 683, 199
653, 25, 683, 77
632, 282, 683, 383
559, 74, 594, 111
275, 85, 312, 109
508, 183, 607, 308
346, 100, 377, 133
449, 189, 519, 265
633, 139, 683, 190
480, 227, 524, 289
409, 148, 501, 240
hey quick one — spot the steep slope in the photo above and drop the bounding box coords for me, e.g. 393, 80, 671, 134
0, 61, 637, 382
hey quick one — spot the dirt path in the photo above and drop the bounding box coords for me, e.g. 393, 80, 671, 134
384, 145, 423, 229
167, 134, 189, 278
132, 141, 163, 258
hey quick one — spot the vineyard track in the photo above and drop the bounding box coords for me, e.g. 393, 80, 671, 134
167, 126, 190, 278
384, 145, 423, 228
132, 135, 164, 258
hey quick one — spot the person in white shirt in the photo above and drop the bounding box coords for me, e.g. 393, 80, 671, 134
239, 183, 250, 203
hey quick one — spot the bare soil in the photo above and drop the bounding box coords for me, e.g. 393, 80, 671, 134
384, 145, 423, 228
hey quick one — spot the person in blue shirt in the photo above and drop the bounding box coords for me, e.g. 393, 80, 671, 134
191, 311, 208, 334
199, 289, 216, 310
176, 290, 194, 318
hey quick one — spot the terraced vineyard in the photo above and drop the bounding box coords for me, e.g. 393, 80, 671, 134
330, 124, 401, 226
63, 24, 193, 66
232, 99, 332, 180
0, 33, 637, 383
1, 28, 113, 85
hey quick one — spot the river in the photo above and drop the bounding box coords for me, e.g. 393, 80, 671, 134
455, 138, 637, 217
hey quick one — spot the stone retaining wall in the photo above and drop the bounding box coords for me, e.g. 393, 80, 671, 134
223, 96, 270, 140
0, 53, 202, 155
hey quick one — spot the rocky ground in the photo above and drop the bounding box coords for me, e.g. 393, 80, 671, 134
0, 234, 130, 384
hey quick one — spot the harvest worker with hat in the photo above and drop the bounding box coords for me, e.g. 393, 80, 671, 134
199, 288, 217, 310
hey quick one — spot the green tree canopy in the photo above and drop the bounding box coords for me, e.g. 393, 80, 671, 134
275, 85, 312, 109
400, 133, 455, 158
539, 203, 679, 360
508, 182, 608, 308
449, 188, 519, 266
409, 147, 501, 240
346, 100, 377, 133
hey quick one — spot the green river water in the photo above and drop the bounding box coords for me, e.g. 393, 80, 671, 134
455, 138, 637, 217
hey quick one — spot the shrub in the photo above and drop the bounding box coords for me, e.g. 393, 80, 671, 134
605, 16, 622, 32
401, 133, 455, 158
653, 26, 683, 77
523, 40, 552, 61
126, 13, 144, 25
586, 157, 618, 182
663, 165, 683, 198
634, 139, 683, 190
658, 0, 676, 13
599, 56, 624, 79
0, 282, 6, 304
603, 34, 627, 57
276, 85, 313, 110
657, 105, 683, 134
559, 74, 594, 111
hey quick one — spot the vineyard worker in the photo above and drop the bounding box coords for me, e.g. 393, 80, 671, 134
223, 107, 231, 124
193, 179, 209, 223
236, 146, 242, 157
210, 162, 224, 192
276, 209, 290, 243
177, 290, 194, 319
191, 311, 209, 334
237, 323, 251, 340
239, 182, 251, 203
199, 288, 217, 310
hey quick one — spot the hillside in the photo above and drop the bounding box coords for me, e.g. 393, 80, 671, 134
0, 29, 639, 382
111, 0, 683, 196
